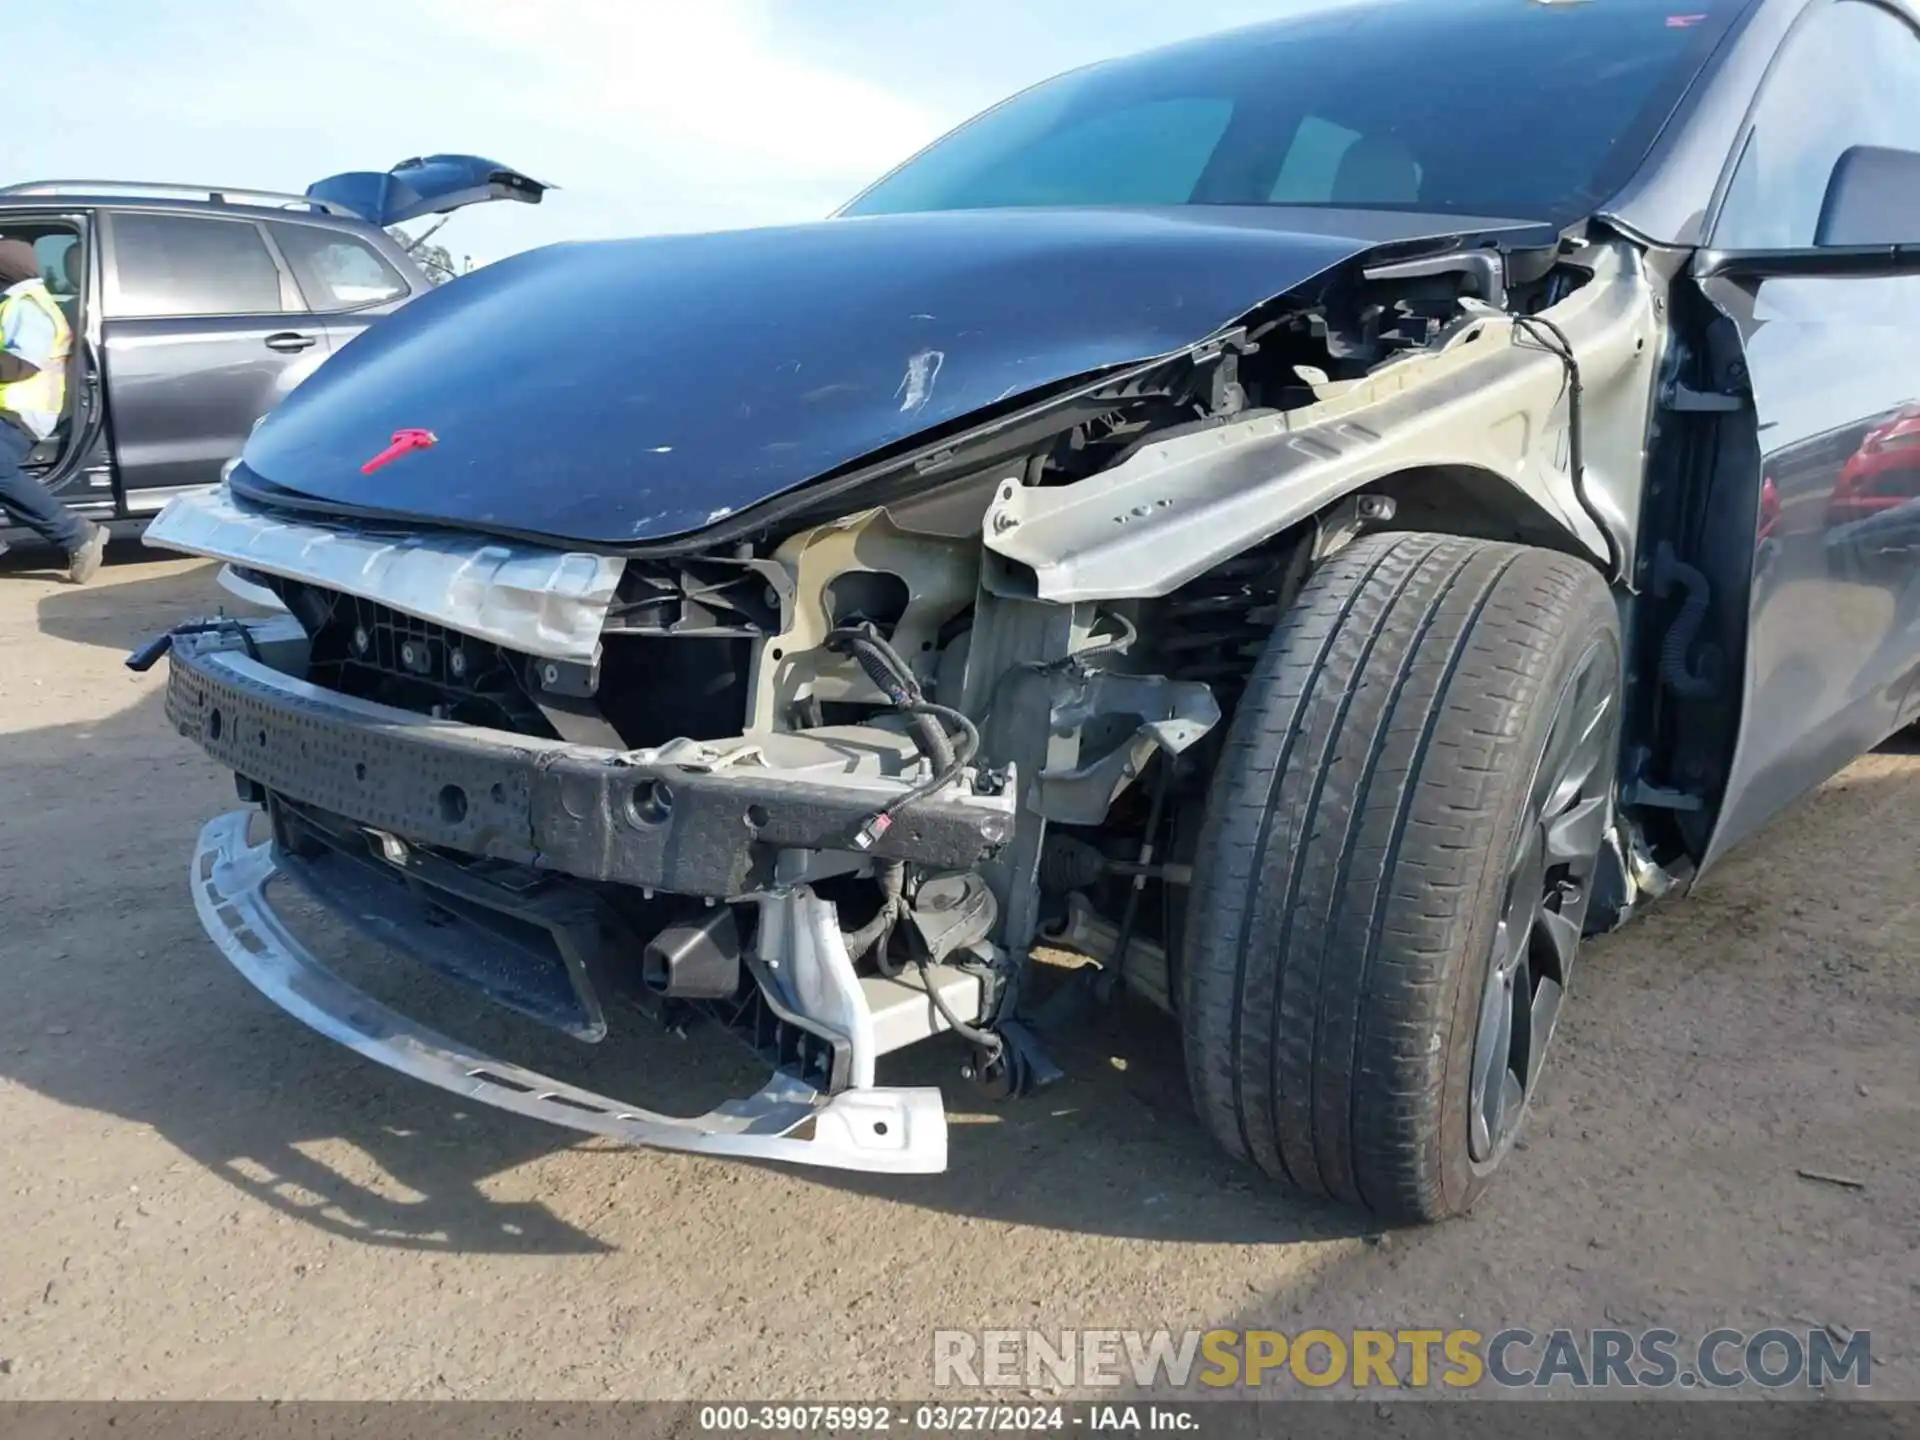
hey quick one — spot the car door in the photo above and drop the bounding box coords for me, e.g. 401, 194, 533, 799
265, 219, 424, 355
1697, 0, 1920, 864
99, 208, 331, 510
2, 212, 111, 509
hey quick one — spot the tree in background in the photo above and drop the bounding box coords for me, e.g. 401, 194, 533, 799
386, 226, 466, 285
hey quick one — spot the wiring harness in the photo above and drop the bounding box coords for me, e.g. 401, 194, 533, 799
824, 622, 981, 851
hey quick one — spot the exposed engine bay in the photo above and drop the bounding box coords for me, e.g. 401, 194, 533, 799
144, 232, 1673, 1174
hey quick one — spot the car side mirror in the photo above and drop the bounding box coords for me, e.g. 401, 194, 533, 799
1816, 145, 1920, 247
1697, 143, 1920, 282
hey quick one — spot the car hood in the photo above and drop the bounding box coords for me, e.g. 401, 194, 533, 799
234, 206, 1536, 548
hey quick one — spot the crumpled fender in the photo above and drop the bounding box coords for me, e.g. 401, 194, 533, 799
984, 242, 1660, 602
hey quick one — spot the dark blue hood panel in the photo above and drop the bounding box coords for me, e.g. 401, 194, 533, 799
237, 207, 1520, 547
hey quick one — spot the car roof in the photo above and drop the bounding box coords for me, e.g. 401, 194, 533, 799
1603, 0, 1920, 245
0, 186, 377, 233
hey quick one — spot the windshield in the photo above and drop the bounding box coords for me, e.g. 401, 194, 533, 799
844, 0, 1747, 225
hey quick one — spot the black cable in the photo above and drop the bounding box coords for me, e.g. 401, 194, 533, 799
903, 700, 980, 771
1652, 542, 1720, 699
1077, 610, 1138, 666
843, 861, 905, 972
834, 623, 957, 773
826, 623, 981, 848
915, 955, 1004, 1056
828, 623, 953, 761
126, 616, 262, 672
1511, 313, 1624, 585
824, 624, 1003, 1048
861, 702, 981, 845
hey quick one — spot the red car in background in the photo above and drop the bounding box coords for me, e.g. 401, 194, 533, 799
1831, 405, 1920, 527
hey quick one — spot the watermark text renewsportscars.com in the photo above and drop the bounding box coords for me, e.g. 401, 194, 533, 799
933, 1327, 1872, 1392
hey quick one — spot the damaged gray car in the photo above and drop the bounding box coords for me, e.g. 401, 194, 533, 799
138, 0, 1920, 1221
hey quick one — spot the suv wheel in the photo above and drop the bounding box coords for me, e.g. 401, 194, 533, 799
1181, 532, 1621, 1222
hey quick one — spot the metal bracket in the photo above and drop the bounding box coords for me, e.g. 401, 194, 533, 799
1620, 781, 1704, 813
1030, 670, 1221, 825
1313, 492, 1398, 562
1189, 325, 1253, 367
754, 887, 877, 1088
1620, 745, 1705, 813
1363, 249, 1509, 310
1661, 382, 1745, 413
531, 654, 601, 698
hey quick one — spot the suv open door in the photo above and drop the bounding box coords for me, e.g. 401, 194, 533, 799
1, 212, 110, 515
305, 156, 549, 229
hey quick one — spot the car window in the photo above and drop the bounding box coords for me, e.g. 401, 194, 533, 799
911, 97, 1234, 209
1269, 116, 1362, 203
1714, 0, 1920, 248
269, 223, 409, 311
845, 0, 1745, 224
107, 213, 287, 318
1267, 114, 1427, 205
34, 235, 79, 296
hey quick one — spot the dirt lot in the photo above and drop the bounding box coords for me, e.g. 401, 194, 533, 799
0, 547, 1913, 1400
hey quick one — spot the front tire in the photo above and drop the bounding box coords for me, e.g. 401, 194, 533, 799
1181, 532, 1621, 1223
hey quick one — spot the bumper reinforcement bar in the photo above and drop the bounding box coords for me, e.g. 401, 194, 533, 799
165, 631, 1014, 898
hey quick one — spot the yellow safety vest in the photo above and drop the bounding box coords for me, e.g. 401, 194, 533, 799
0, 280, 71, 439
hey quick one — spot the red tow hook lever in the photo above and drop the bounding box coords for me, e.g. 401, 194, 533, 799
361, 428, 438, 474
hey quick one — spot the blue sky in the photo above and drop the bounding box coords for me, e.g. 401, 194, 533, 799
14, 1, 1328, 264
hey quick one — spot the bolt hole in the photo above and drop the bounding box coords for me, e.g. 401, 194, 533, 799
489, 783, 506, 804
770, 647, 784, 660
257, 728, 268, 747
745, 803, 770, 829
207, 709, 223, 741
873, 1121, 889, 1136
437, 784, 469, 825
354, 762, 367, 782
628, 779, 674, 826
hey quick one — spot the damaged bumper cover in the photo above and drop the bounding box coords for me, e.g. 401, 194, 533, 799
192, 812, 948, 1172
145, 486, 623, 666
164, 622, 1017, 1174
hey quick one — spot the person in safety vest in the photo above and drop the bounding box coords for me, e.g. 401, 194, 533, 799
0, 238, 105, 583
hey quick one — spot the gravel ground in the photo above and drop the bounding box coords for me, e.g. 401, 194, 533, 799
0, 547, 1913, 1400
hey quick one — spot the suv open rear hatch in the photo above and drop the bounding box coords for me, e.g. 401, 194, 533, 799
306, 155, 549, 228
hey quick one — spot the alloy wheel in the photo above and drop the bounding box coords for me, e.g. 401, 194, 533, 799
1468, 641, 1619, 1167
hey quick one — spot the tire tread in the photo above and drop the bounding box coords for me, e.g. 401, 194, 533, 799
1181, 532, 1618, 1222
